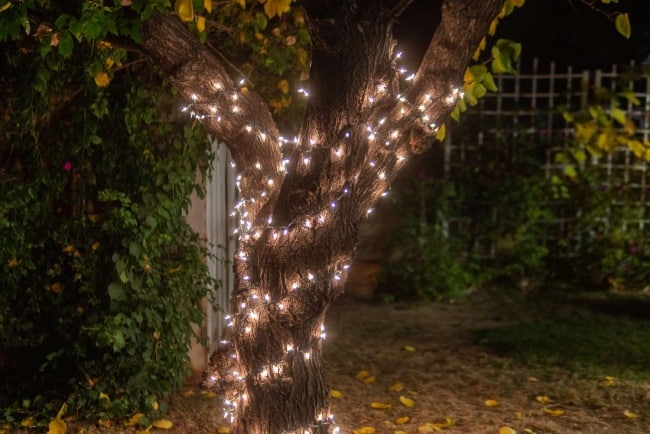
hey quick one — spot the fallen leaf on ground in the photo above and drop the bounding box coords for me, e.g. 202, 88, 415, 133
388, 382, 404, 392
355, 370, 370, 381
399, 396, 415, 407
499, 427, 517, 434
47, 418, 66, 434
152, 419, 173, 429
543, 408, 564, 416
623, 410, 640, 418
98, 420, 111, 427
370, 402, 391, 409
603, 376, 616, 387
523, 429, 538, 434
180, 390, 194, 397
204, 391, 217, 398
536, 395, 551, 404
484, 399, 500, 407
363, 376, 376, 384
330, 389, 344, 399
352, 427, 376, 434
217, 427, 230, 433
21, 418, 34, 427
403, 345, 417, 352
395, 416, 410, 424
125, 413, 144, 426
407, 390, 418, 395
527, 376, 539, 382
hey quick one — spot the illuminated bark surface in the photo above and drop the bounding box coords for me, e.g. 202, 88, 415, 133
141, 1, 502, 432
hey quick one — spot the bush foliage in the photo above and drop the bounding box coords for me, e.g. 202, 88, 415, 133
0, 4, 214, 426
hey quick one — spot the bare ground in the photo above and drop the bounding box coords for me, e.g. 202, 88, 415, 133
13, 288, 650, 434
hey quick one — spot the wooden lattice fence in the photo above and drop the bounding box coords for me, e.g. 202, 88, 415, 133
445, 59, 650, 258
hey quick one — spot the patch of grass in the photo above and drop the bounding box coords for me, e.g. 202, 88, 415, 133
475, 314, 650, 381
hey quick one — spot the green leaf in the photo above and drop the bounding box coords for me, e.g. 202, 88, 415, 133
108, 283, 126, 302
611, 107, 627, 126
563, 165, 577, 179
58, 31, 74, 57
615, 13, 631, 39
483, 72, 498, 92
469, 64, 487, 82
472, 83, 487, 99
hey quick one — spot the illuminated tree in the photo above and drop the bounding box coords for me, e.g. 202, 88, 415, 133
137, 1, 503, 432
1, 0, 639, 432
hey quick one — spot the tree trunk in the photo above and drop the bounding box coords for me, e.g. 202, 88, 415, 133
141, 1, 502, 432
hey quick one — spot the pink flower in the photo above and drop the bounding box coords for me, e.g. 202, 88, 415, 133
63, 161, 72, 171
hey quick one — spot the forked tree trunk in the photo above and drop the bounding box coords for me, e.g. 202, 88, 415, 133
141, 1, 502, 432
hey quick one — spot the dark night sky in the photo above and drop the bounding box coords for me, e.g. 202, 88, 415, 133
394, 0, 650, 72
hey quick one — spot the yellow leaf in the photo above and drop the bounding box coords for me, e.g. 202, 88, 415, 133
136, 428, 152, 434
277, 79, 289, 95
435, 124, 446, 142
370, 402, 392, 409
484, 399, 500, 407
204, 0, 212, 13
263, 0, 292, 19
0, 3, 12, 13
47, 417, 67, 434
152, 419, 173, 429
234, 0, 245, 8
388, 382, 404, 392
62, 245, 75, 253
180, 390, 195, 397
543, 407, 564, 416
363, 376, 376, 384
330, 389, 344, 399
407, 390, 418, 395
623, 410, 640, 418
523, 429, 537, 434
395, 431, 408, 434
168, 265, 182, 274
91, 242, 101, 251
399, 396, 415, 407
535, 395, 551, 404
105, 57, 114, 68
395, 416, 410, 424
204, 391, 217, 398
98, 419, 112, 427
352, 427, 376, 434
510, 0, 525, 7
21, 417, 34, 427
174, 0, 194, 22
417, 426, 437, 433
431, 418, 455, 429
7, 258, 19, 267
603, 376, 616, 386
151, 400, 159, 410
99, 392, 110, 401
355, 370, 369, 380
403, 345, 416, 352
615, 13, 631, 39
94, 72, 110, 87
499, 427, 517, 434
217, 427, 231, 433
125, 413, 145, 426
196, 16, 206, 32
488, 19, 498, 36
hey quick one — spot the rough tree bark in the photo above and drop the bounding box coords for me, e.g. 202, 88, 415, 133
141, 0, 502, 432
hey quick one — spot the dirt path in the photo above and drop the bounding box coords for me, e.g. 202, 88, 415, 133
323, 293, 650, 434
27, 289, 650, 433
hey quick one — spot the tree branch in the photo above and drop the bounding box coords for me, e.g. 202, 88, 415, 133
140, 12, 283, 211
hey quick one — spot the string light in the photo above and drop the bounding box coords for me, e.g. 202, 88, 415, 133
187, 44, 465, 434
